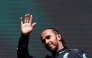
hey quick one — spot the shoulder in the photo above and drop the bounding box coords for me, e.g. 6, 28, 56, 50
68, 49, 87, 58
69, 49, 83, 53
68, 49, 85, 55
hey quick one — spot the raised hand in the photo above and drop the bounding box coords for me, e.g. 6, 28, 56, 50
20, 14, 36, 36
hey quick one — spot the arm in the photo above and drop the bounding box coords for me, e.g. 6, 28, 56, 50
17, 14, 36, 58
17, 35, 33, 58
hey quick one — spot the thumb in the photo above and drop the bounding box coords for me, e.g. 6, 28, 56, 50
32, 22, 36, 27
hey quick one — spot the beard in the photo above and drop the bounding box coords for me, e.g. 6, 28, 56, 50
48, 45, 58, 53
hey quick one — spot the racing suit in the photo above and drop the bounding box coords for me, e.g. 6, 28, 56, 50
17, 35, 87, 58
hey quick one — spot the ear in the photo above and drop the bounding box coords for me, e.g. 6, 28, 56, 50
57, 34, 61, 41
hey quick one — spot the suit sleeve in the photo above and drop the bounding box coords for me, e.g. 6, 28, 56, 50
17, 35, 35, 58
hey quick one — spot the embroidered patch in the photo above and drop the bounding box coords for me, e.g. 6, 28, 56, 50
63, 53, 69, 58
83, 53, 87, 58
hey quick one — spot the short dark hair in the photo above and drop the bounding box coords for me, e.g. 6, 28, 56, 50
44, 28, 66, 47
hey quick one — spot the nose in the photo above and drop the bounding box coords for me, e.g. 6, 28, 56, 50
45, 39, 49, 44
44, 39, 50, 47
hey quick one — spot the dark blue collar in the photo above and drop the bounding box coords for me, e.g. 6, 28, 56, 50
52, 46, 68, 57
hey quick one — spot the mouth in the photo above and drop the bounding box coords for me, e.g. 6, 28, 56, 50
48, 43, 53, 48
45, 42, 54, 49
48, 45, 51, 48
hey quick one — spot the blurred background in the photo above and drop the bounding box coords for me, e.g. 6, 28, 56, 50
0, 0, 92, 58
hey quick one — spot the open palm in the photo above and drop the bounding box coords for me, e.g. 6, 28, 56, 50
20, 14, 36, 36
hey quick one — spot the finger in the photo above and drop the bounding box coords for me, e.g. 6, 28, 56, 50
29, 15, 32, 24
32, 22, 36, 27
20, 17, 23, 25
24, 14, 27, 23
26, 14, 30, 23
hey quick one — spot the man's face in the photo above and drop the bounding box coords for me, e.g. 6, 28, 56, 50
41, 29, 59, 52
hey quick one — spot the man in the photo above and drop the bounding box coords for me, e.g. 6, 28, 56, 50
17, 14, 87, 58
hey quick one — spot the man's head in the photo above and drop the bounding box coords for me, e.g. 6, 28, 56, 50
41, 28, 66, 53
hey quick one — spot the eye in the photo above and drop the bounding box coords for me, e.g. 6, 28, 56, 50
46, 35, 51, 39
42, 35, 51, 43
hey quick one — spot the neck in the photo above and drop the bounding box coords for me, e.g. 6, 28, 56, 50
51, 43, 64, 56
57, 42, 64, 52
51, 42, 64, 54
